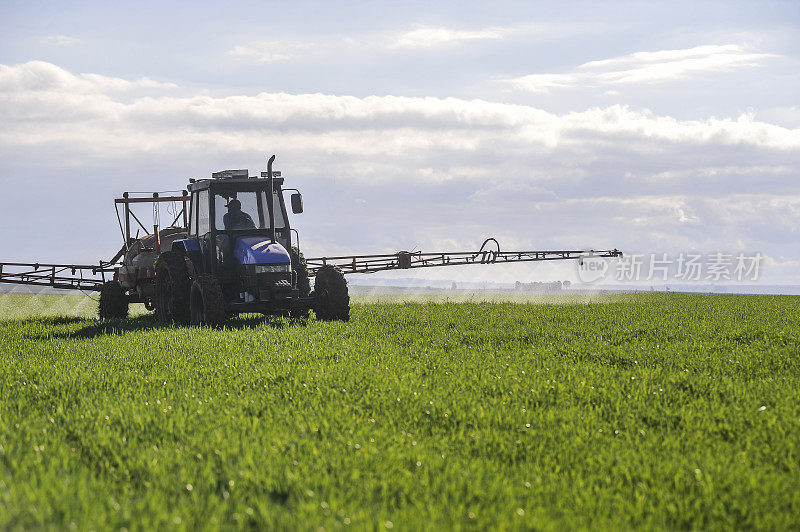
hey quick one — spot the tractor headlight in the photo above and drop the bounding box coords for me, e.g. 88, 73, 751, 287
255, 263, 291, 274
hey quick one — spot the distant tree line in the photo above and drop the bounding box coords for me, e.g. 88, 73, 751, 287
514, 280, 571, 292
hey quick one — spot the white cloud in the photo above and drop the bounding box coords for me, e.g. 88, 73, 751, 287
2, 61, 797, 154
645, 164, 794, 181
0, 61, 177, 95
227, 23, 515, 62
227, 41, 314, 63
504, 44, 777, 93
41, 35, 81, 46
392, 26, 507, 49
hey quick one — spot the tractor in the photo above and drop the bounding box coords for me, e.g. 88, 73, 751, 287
98, 155, 349, 326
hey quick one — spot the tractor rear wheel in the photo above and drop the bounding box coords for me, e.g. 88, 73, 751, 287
190, 274, 228, 327
313, 265, 350, 321
155, 251, 191, 325
98, 281, 129, 320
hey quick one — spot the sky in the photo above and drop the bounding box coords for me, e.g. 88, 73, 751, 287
0, 0, 798, 286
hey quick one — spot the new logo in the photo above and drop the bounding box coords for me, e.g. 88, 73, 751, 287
577, 255, 608, 283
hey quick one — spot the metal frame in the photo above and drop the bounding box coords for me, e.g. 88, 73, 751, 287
0, 192, 191, 293
306, 238, 622, 277
115, 192, 190, 249
0, 262, 114, 291
0, 241, 622, 292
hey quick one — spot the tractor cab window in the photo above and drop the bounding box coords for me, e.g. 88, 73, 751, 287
197, 189, 210, 235
213, 191, 286, 231
268, 191, 287, 229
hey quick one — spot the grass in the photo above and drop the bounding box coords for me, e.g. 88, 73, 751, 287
0, 293, 798, 530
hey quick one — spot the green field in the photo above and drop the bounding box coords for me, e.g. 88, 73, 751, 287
0, 293, 798, 530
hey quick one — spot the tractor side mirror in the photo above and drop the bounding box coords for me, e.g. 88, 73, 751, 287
290, 193, 303, 214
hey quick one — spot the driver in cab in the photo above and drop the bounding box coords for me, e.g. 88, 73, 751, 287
223, 199, 256, 230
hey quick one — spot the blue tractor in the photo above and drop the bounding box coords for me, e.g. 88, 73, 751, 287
154, 155, 349, 326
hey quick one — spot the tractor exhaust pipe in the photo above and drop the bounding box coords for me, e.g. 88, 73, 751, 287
267, 154, 276, 243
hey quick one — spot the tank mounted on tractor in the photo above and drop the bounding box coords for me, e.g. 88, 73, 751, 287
0, 154, 623, 326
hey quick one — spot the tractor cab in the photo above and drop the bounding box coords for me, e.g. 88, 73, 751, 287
185, 173, 295, 275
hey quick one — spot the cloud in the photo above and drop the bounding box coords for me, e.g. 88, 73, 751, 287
0, 61, 177, 95
0, 61, 797, 282
504, 44, 777, 93
41, 35, 81, 46
2, 61, 797, 153
392, 25, 507, 49
227, 24, 514, 62
227, 41, 315, 63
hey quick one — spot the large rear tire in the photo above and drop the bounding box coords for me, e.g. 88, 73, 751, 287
98, 281, 129, 320
313, 265, 350, 321
155, 251, 191, 325
190, 274, 228, 327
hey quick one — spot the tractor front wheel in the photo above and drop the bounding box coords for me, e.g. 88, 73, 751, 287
313, 266, 350, 321
98, 281, 129, 320
290, 246, 311, 319
155, 251, 191, 325
291, 246, 311, 297
190, 274, 228, 327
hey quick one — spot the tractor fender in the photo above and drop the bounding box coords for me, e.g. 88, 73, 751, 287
172, 238, 204, 275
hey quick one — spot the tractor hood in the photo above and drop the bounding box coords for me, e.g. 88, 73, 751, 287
234, 237, 291, 265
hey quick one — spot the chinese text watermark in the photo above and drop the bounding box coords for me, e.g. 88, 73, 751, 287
577, 252, 763, 283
